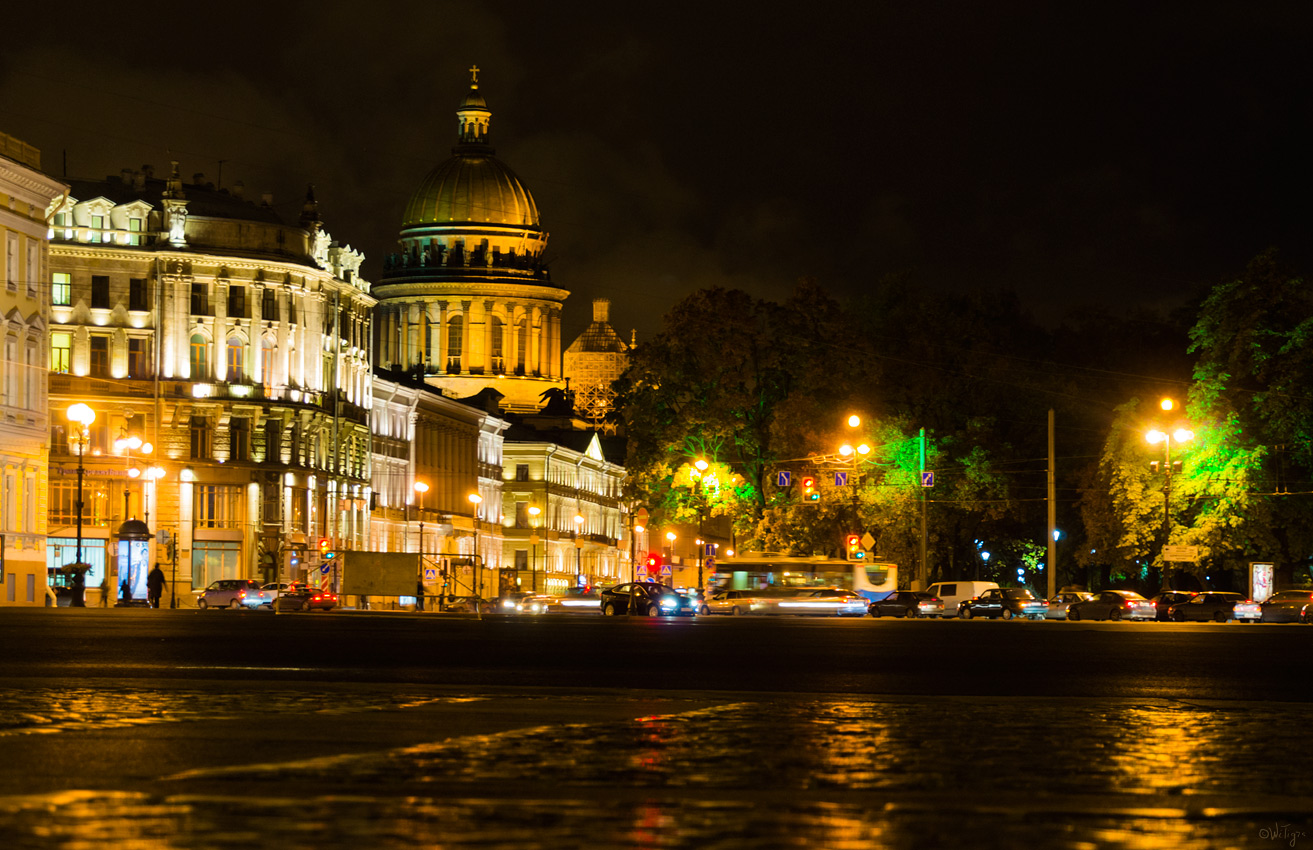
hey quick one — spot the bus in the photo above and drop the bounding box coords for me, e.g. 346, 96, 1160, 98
710, 553, 898, 603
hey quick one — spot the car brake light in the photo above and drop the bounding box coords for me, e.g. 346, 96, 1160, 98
238, 591, 246, 599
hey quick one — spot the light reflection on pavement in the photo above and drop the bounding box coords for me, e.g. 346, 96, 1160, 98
0, 686, 1310, 849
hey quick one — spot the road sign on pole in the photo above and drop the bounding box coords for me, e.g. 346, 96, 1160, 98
921, 471, 935, 487
834, 471, 848, 486
777, 471, 792, 487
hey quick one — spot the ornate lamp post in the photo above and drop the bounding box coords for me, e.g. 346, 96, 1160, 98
528, 505, 541, 592
664, 530, 676, 576
114, 431, 153, 519
65, 404, 97, 607
468, 492, 482, 596
838, 423, 872, 536
573, 512, 584, 585
1146, 398, 1194, 590
413, 480, 430, 611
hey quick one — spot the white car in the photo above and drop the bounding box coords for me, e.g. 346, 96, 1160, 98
776, 588, 869, 617
1046, 591, 1095, 620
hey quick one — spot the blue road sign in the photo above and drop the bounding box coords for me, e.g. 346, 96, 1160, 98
921, 471, 935, 487
777, 471, 791, 487
423, 567, 438, 581
660, 564, 673, 577
834, 471, 848, 486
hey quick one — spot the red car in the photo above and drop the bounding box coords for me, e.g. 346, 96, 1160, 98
262, 582, 337, 611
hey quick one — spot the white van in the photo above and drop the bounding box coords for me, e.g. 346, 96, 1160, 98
924, 581, 1000, 617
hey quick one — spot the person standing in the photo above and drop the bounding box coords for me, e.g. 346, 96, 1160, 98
147, 565, 166, 609
99, 575, 110, 607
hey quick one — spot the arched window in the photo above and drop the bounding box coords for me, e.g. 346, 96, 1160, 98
515, 318, 528, 376
489, 315, 504, 373
189, 334, 209, 380
261, 337, 275, 386
446, 315, 463, 373
226, 337, 244, 383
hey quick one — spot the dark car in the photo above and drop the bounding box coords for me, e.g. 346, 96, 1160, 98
1259, 590, 1313, 624
440, 595, 495, 613
600, 582, 697, 617
869, 591, 944, 618
958, 587, 1047, 620
1167, 591, 1249, 623
1068, 590, 1156, 621
1149, 591, 1196, 622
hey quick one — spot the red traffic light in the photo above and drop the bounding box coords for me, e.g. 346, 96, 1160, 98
801, 477, 815, 488
846, 535, 860, 548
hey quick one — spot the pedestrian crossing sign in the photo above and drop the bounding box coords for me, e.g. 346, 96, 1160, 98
660, 564, 673, 578
424, 567, 438, 581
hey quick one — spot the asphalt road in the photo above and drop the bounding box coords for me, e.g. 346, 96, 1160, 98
2, 609, 1312, 848
3, 607, 1311, 701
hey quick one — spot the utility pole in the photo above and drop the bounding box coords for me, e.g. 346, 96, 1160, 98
918, 428, 927, 592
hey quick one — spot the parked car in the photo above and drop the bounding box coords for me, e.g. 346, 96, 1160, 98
599, 582, 697, 616
1149, 591, 1196, 622
1259, 590, 1313, 623
924, 581, 1000, 617
776, 588, 869, 617
957, 587, 1047, 620
548, 586, 603, 613
1167, 591, 1251, 623
260, 581, 336, 611
196, 579, 267, 610
869, 591, 944, 618
1068, 590, 1157, 621
1045, 591, 1095, 620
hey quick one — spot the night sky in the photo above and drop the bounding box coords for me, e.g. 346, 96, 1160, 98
4, 1, 1311, 344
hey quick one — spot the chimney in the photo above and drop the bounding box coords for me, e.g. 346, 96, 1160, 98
231, 180, 245, 200
132, 169, 146, 191
120, 168, 134, 184
261, 193, 273, 207
192, 173, 205, 185
592, 298, 611, 323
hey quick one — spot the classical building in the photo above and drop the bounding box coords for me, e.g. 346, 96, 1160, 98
372, 68, 568, 414
370, 373, 507, 601
0, 132, 67, 606
499, 427, 629, 594
562, 298, 632, 429
46, 164, 374, 604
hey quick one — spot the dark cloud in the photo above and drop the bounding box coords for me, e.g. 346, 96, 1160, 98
4, 0, 1311, 344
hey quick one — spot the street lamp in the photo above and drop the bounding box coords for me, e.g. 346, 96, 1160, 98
840, 415, 872, 556
66, 403, 96, 607
632, 522, 644, 583
1146, 398, 1194, 590
528, 505, 541, 593
468, 492, 482, 596
114, 431, 152, 520
665, 530, 676, 571
413, 480, 430, 611
573, 512, 584, 584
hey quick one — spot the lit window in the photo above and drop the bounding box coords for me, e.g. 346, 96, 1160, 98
52, 273, 71, 306
189, 334, 209, 379
50, 332, 71, 373
128, 217, 142, 246
226, 337, 244, 383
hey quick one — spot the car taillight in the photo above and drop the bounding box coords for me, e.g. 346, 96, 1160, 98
238, 591, 246, 599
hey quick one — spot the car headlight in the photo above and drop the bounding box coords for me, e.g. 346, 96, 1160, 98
659, 596, 678, 609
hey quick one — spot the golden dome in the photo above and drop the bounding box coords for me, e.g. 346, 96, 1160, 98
401, 153, 540, 228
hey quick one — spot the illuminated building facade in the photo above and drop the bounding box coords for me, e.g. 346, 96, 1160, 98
373, 68, 568, 414
370, 374, 507, 600
46, 164, 374, 603
0, 133, 67, 605
562, 298, 632, 429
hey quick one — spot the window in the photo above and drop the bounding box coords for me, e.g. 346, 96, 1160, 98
228, 285, 246, 318
263, 419, 282, 463
89, 214, 104, 243
189, 334, 208, 379
127, 338, 149, 378
490, 315, 504, 372
515, 501, 529, 528
129, 278, 148, 311
2, 336, 14, 407
515, 463, 530, 482
261, 287, 277, 320
52, 273, 71, 306
230, 417, 251, 462
89, 336, 109, 378
128, 217, 142, 246
190, 414, 212, 459
26, 241, 37, 295
50, 332, 71, 373
190, 282, 209, 315
446, 315, 463, 372
261, 338, 275, 385
514, 549, 528, 569
191, 540, 240, 589
225, 337, 244, 382
91, 275, 110, 309
515, 318, 528, 375
287, 299, 296, 325
7, 234, 18, 290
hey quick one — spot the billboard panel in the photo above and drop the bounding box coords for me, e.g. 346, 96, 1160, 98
340, 552, 421, 596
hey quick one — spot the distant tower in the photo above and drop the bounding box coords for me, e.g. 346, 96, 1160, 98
372, 68, 568, 413
563, 298, 632, 428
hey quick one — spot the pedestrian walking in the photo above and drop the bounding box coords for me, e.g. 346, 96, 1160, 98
99, 575, 110, 607
416, 579, 426, 612
147, 566, 166, 608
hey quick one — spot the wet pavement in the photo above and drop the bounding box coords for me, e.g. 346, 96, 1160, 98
0, 681, 1309, 849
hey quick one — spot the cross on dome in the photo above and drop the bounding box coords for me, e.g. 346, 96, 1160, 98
468, 65, 480, 86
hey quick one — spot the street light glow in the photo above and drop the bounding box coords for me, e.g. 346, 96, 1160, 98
694, 458, 708, 471
1161, 398, 1174, 411
839, 444, 854, 456
847, 415, 860, 428
468, 493, 482, 505
67, 403, 96, 426
1174, 428, 1194, 443
528, 505, 541, 517
413, 481, 430, 494
666, 531, 676, 542
857, 443, 871, 455
1146, 429, 1166, 444
633, 523, 644, 533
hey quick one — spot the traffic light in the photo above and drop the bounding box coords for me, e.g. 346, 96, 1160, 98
801, 476, 820, 502
319, 537, 331, 559
284, 549, 300, 573
846, 534, 864, 560
645, 554, 660, 574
